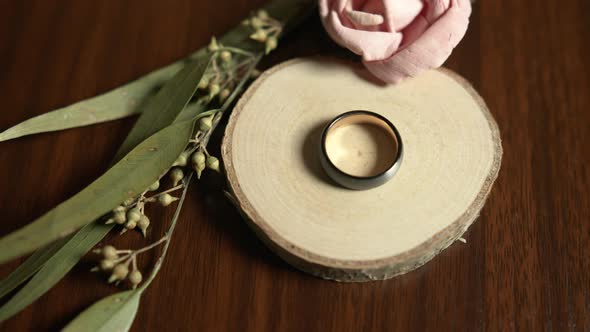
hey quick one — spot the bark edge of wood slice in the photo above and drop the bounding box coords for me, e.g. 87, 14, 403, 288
222, 57, 502, 282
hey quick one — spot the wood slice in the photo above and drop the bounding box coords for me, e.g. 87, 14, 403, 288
222, 57, 502, 281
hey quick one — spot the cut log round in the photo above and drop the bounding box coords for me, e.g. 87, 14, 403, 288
222, 57, 502, 281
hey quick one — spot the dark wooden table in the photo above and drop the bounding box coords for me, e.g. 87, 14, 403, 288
0, 0, 588, 331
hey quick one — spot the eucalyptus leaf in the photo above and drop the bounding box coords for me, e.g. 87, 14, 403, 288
0, 223, 111, 322
0, 12, 233, 143
111, 53, 209, 161
0, 0, 312, 143
0, 50, 213, 263
61, 289, 141, 332
0, 63, 180, 142
0, 116, 201, 263
0, 0, 255, 143
0, 237, 68, 298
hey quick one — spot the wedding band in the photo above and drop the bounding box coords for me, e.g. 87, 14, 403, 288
319, 110, 403, 190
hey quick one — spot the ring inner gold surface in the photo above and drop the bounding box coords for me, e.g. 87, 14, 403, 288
324, 113, 399, 178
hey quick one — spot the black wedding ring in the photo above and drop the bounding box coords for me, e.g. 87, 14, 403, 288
319, 110, 403, 190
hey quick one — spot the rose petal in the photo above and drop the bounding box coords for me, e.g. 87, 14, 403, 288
322, 9, 403, 61
355, 0, 390, 32
398, 14, 429, 47
398, 0, 450, 47
382, 0, 424, 31
346, 9, 385, 27
364, 0, 471, 83
423, 0, 451, 24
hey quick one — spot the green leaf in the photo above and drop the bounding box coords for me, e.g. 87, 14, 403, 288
0, 51, 213, 263
0, 62, 182, 142
61, 289, 141, 332
0, 9, 227, 143
0, 1, 312, 143
0, 16, 219, 143
111, 54, 209, 161
0, 116, 201, 263
0, 223, 110, 322
0, 237, 68, 298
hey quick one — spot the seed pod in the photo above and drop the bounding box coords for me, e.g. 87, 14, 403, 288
219, 89, 230, 102
126, 208, 141, 223
173, 151, 189, 167
241, 19, 250, 26
169, 167, 184, 186
250, 17, 263, 29
198, 76, 209, 90
208, 37, 219, 51
206, 156, 220, 172
100, 259, 115, 271
138, 215, 150, 237
250, 29, 267, 42
265, 37, 278, 54
113, 211, 126, 224
109, 264, 129, 283
191, 151, 206, 166
123, 198, 135, 206
148, 180, 160, 192
102, 245, 118, 260
112, 205, 125, 213
257, 9, 269, 19
220, 50, 232, 63
129, 270, 143, 288
208, 84, 220, 99
125, 219, 137, 230
193, 162, 206, 179
198, 115, 213, 131
158, 193, 178, 207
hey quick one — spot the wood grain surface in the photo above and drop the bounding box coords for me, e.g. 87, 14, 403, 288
0, 0, 588, 331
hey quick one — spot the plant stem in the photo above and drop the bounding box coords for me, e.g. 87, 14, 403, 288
144, 184, 184, 201
220, 46, 255, 57
140, 172, 193, 290
134, 237, 168, 255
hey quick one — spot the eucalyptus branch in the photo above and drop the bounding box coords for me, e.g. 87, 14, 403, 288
92, 174, 191, 288
94, 36, 262, 289
0, 1, 311, 327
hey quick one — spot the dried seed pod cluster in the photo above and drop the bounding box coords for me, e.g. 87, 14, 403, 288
188, 145, 221, 178
202, 37, 258, 105
101, 37, 250, 239
91, 239, 166, 289
176, 107, 225, 181
92, 17, 273, 288
105, 180, 182, 237
244, 10, 282, 54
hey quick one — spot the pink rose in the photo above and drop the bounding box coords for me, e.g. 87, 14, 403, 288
319, 0, 472, 83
